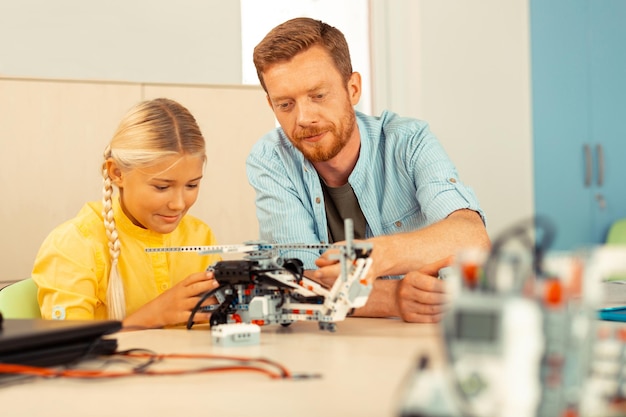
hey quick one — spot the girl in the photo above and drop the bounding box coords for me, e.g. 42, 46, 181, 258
32, 98, 221, 328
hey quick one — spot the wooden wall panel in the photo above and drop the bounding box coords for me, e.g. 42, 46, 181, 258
0, 77, 274, 281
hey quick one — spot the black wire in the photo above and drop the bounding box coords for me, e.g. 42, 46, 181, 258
187, 286, 223, 330
72, 338, 109, 364
276, 289, 286, 308
54, 335, 120, 374
115, 348, 162, 373
0, 352, 295, 380
86, 348, 161, 373
116, 351, 294, 379
186, 265, 309, 330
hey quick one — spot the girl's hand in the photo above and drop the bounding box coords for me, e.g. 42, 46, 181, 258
123, 271, 219, 329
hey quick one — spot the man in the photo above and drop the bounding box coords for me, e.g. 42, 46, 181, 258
246, 17, 490, 323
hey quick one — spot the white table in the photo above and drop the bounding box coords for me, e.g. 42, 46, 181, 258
0, 318, 443, 417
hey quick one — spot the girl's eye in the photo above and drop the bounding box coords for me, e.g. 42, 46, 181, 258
154, 185, 168, 191
186, 183, 199, 189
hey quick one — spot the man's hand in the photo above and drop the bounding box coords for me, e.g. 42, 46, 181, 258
312, 248, 342, 287
315, 248, 453, 324
395, 256, 452, 323
312, 240, 380, 287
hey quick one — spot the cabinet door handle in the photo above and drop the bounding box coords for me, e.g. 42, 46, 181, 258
596, 144, 604, 187
584, 144, 592, 187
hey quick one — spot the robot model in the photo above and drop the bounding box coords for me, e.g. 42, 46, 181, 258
146, 219, 373, 332
398, 217, 626, 417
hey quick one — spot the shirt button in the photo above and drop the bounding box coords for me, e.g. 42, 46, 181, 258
395, 221, 402, 227
449, 178, 457, 183
160, 283, 169, 291
315, 197, 321, 204
52, 305, 66, 320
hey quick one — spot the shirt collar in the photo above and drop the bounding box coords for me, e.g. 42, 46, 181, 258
112, 197, 169, 244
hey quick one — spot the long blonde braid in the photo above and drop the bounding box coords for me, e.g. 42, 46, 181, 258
102, 145, 126, 320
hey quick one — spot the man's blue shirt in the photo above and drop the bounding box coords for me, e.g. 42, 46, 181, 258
246, 110, 485, 269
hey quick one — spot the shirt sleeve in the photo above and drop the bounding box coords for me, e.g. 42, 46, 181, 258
406, 122, 486, 225
32, 221, 105, 320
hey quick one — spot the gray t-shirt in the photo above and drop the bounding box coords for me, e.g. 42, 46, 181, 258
320, 179, 366, 243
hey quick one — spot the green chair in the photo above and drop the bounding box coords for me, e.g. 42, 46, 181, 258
606, 218, 626, 245
0, 278, 41, 318
605, 219, 626, 282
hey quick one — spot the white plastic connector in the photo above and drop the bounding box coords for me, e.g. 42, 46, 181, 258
211, 323, 261, 347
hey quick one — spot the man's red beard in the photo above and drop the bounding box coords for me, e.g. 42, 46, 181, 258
290, 110, 356, 163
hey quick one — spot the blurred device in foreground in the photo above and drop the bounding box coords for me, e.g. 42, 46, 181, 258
397, 217, 626, 417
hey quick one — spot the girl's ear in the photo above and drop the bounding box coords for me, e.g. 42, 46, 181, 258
106, 160, 124, 187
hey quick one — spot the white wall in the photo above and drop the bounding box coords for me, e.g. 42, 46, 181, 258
0, 0, 242, 85
370, 0, 534, 240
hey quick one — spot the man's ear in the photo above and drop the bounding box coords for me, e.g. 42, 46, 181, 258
105, 160, 124, 187
348, 72, 362, 106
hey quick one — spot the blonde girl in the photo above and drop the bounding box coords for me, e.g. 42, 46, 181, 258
33, 98, 220, 328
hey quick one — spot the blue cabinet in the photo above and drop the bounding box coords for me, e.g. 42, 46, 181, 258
531, 0, 626, 250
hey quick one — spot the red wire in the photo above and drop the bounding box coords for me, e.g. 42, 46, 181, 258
0, 352, 292, 380
120, 351, 292, 378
